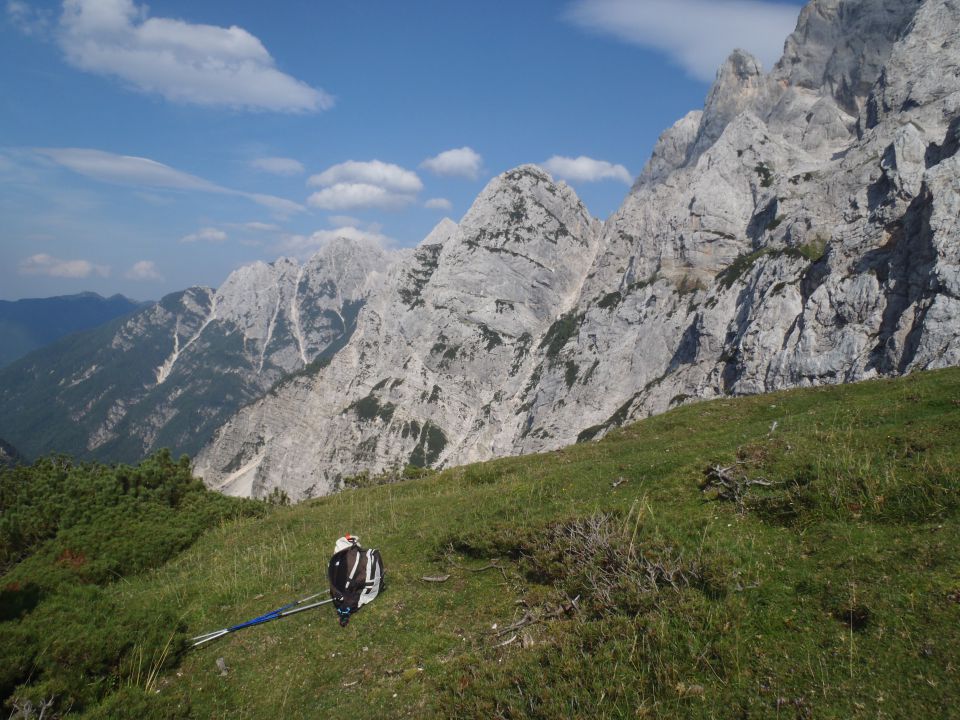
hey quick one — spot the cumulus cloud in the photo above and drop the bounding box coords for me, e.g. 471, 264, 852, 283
251, 157, 305, 176
565, 0, 800, 82
307, 183, 415, 211
180, 227, 227, 243
19, 253, 110, 278
420, 147, 483, 180
36, 147, 304, 214
54, 0, 331, 112
125, 259, 162, 280
541, 155, 632, 184
424, 197, 453, 211
307, 160, 422, 211
308, 160, 422, 194
278, 225, 393, 258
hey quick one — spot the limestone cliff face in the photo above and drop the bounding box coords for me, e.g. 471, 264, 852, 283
0, 238, 389, 462
514, 0, 960, 451
193, 168, 601, 498
196, 0, 960, 498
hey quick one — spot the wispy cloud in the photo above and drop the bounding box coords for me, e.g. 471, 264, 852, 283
424, 197, 453, 211
6, 1, 52, 36
278, 225, 394, 258
238, 221, 281, 232
565, 0, 799, 82
35, 147, 305, 214
251, 157, 305, 176
541, 155, 632, 184
125, 259, 162, 280
180, 227, 227, 243
19, 253, 110, 278
307, 160, 422, 210
55, 0, 332, 112
421, 147, 483, 180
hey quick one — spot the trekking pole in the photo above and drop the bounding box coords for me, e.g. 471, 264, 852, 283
190, 592, 333, 648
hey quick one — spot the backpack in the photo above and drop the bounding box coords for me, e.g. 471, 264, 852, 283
328, 535, 384, 626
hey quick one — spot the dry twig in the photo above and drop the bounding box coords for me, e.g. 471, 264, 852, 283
702, 462, 776, 513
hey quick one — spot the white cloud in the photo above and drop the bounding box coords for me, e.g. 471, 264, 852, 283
240, 221, 281, 232
425, 197, 453, 211
541, 155, 632, 184
307, 183, 415, 211
251, 157, 305, 176
246, 193, 305, 215
56, 0, 332, 112
306, 160, 422, 211
278, 225, 393, 258
125, 259, 162, 280
180, 227, 227, 243
37, 147, 222, 191
308, 160, 422, 194
36, 147, 304, 214
6, 1, 52, 35
19, 253, 110, 278
565, 0, 799, 82
420, 147, 483, 179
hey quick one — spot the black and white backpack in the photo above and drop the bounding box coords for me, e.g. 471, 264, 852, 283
328, 535, 384, 626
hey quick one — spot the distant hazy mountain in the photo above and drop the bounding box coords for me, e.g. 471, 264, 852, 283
0, 292, 145, 367
0, 238, 390, 463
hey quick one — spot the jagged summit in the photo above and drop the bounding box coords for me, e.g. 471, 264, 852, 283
419, 217, 458, 247
194, 162, 601, 498
4, 0, 955, 497
0, 237, 391, 462
193, 0, 960, 499
774, 0, 924, 115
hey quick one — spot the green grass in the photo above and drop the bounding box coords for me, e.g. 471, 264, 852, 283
3, 369, 960, 718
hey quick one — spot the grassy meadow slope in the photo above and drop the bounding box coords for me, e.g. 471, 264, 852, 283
3, 369, 959, 718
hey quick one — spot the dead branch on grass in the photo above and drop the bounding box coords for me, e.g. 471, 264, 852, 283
702, 461, 777, 513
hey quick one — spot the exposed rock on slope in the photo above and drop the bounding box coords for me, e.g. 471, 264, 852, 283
516, 0, 960, 450
0, 238, 389, 462
197, 0, 959, 499
194, 168, 600, 498
0, 439, 21, 468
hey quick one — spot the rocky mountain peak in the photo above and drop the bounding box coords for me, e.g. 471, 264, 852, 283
635, 110, 703, 189
419, 217, 458, 247
18, 0, 957, 500
773, 0, 924, 116
457, 164, 595, 250
865, 0, 960, 130
688, 49, 765, 161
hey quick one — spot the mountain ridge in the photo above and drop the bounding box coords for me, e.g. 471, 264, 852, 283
0, 292, 146, 368
196, 0, 960, 499
0, 238, 391, 462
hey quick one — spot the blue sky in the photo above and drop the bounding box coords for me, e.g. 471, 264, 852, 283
0, 0, 805, 301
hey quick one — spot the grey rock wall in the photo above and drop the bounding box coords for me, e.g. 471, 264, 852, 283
195, 0, 959, 498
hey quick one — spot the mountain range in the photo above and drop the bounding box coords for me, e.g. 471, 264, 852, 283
1, 0, 957, 500
0, 239, 388, 462
196, 0, 960, 499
